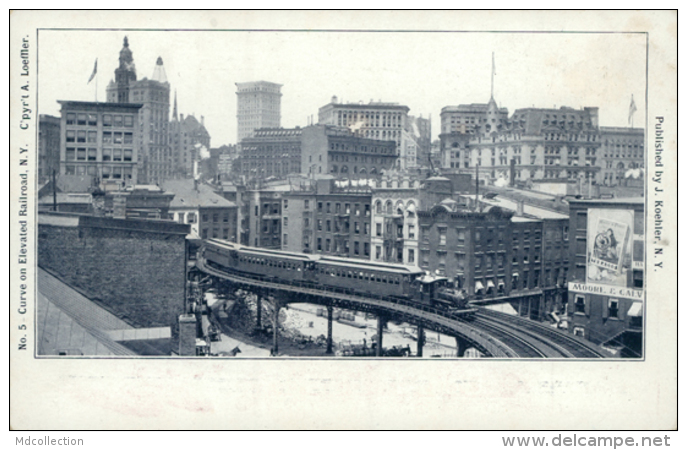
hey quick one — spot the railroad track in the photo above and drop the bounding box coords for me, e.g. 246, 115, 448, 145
476, 308, 608, 358
198, 258, 521, 357
469, 317, 548, 358
198, 258, 606, 358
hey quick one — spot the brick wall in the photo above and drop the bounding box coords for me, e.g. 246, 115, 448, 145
38, 216, 188, 330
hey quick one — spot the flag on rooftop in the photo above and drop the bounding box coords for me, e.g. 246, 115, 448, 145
628, 94, 637, 125
87, 59, 97, 84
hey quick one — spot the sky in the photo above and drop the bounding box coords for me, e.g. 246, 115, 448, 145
37, 29, 647, 146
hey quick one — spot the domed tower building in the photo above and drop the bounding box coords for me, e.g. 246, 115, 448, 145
107, 37, 172, 185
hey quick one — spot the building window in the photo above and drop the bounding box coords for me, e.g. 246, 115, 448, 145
375, 246, 382, 259
354, 241, 360, 255
438, 227, 447, 246
304, 200, 310, 209
66, 113, 76, 125
408, 249, 415, 264
187, 213, 196, 223
575, 295, 586, 313
364, 243, 370, 257
376, 223, 382, 237
420, 250, 430, 268
283, 234, 288, 246
573, 327, 585, 337
608, 299, 619, 318
318, 202, 323, 212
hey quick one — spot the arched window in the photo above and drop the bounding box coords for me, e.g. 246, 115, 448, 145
370, 167, 377, 175
331, 165, 338, 173
375, 200, 382, 214
395, 200, 404, 216
341, 165, 349, 174
385, 200, 393, 215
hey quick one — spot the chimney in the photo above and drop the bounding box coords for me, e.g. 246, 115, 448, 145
201, 115, 204, 126
516, 199, 524, 217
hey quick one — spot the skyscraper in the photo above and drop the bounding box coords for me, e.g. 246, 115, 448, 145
107, 37, 171, 184
235, 81, 282, 142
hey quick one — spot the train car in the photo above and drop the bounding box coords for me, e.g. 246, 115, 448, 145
201, 240, 475, 318
315, 256, 424, 300
203, 239, 317, 285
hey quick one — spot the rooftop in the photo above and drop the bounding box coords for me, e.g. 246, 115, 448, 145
162, 180, 237, 209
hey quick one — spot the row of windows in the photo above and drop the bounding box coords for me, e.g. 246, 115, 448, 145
66, 113, 135, 127
65, 147, 133, 162
316, 265, 402, 285
315, 238, 370, 257
64, 164, 133, 179
317, 202, 370, 216
316, 219, 370, 235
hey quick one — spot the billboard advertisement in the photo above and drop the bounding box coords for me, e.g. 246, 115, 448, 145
586, 208, 634, 288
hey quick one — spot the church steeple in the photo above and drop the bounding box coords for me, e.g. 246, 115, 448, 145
173, 90, 178, 121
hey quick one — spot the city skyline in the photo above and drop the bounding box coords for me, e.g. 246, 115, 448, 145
38, 29, 647, 147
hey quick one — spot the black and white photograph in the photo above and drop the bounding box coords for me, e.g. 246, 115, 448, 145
10, 10, 677, 433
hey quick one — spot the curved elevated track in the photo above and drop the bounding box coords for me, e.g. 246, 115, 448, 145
197, 257, 607, 359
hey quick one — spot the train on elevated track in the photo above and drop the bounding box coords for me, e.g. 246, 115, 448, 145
200, 239, 476, 319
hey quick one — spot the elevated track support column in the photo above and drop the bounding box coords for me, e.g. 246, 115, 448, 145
455, 335, 469, 357
326, 305, 334, 354
271, 298, 280, 356
376, 315, 385, 357
256, 293, 262, 329
416, 325, 424, 358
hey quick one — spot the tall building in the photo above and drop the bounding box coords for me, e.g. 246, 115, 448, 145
318, 97, 409, 169
106, 37, 171, 185
38, 115, 61, 184
235, 81, 282, 142
58, 100, 143, 187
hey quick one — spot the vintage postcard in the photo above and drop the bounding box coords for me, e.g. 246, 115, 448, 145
9, 11, 676, 431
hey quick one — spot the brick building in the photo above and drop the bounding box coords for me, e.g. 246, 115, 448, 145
239, 127, 303, 180
238, 124, 398, 181
162, 179, 238, 241
370, 174, 454, 266
566, 198, 644, 357
318, 97, 409, 154
38, 213, 189, 332
279, 178, 373, 259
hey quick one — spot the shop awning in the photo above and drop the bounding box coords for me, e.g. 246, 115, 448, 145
627, 302, 643, 317
475, 281, 484, 292
487, 280, 495, 288
498, 279, 505, 287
